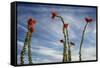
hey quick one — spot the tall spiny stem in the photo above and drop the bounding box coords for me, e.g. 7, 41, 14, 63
28, 31, 33, 64
63, 28, 68, 62
66, 29, 71, 61
20, 32, 29, 64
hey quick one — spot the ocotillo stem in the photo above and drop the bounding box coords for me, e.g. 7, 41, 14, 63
28, 31, 33, 64
20, 32, 29, 64
56, 16, 64, 25
66, 29, 71, 61
79, 23, 88, 61
63, 28, 68, 62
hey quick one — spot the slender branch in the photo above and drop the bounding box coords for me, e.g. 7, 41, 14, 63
56, 16, 64, 25
79, 23, 88, 61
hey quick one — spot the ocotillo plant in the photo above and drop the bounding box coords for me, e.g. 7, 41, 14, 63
20, 17, 36, 64
51, 11, 70, 62
79, 17, 93, 61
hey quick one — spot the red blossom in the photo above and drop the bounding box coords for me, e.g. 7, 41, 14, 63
51, 11, 57, 19
60, 39, 64, 43
28, 18, 32, 25
85, 17, 93, 23
63, 24, 68, 29
28, 18, 36, 29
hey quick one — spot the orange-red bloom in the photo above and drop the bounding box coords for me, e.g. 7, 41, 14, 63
51, 11, 57, 19
85, 17, 93, 23
28, 18, 36, 29
60, 39, 64, 43
63, 24, 68, 29
28, 18, 32, 25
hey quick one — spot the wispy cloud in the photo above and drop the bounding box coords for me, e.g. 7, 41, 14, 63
17, 40, 63, 64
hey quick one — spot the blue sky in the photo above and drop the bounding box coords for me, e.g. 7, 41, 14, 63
17, 3, 97, 64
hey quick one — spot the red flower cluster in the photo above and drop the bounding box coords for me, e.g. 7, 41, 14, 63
63, 24, 68, 29
28, 18, 36, 28
51, 11, 57, 19
28, 17, 36, 32
85, 17, 93, 23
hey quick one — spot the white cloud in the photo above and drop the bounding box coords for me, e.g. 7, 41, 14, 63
17, 40, 24, 47
71, 46, 96, 61
17, 36, 96, 64
82, 47, 96, 60
17, 40, 63, 64
18, 24, 28, 32
32, 45, 63, 61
